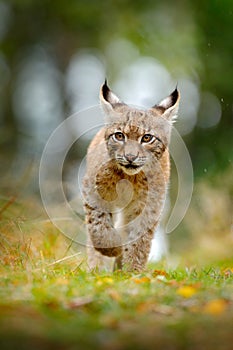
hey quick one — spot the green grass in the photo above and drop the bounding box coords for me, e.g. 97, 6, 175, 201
0, 197, 233, 350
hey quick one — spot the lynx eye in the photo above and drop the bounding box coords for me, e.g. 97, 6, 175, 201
141, 134, 155, 144
113, 132, 125, 142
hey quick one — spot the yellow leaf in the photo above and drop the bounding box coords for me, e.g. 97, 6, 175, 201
96, 277, 114, 286
102, 277, 114, 284
203, 299, 227, 315
176, 285, 197, 298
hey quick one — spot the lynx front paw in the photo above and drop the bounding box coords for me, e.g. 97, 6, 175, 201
95, 246, 122, 257
91, 228, 122, 257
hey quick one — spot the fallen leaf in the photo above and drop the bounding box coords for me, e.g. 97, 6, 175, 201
136, 301, 175, 316
203, 299, 228, 315
176, 285, 197, 298
154, 304, 176, 316
153, 269, 167, 277
136, 301, 151, 313
66, 296, 93, 309
132, 276, 151, 284
96, 277, 114, 286
103, 277, 114, 283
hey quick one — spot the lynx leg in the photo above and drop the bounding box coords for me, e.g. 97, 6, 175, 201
122, 233, 153, 272
85, 204, 122, 257
86, 235, 114, 271
113, 255, 123, 271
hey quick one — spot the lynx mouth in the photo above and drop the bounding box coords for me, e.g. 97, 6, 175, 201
119, 163, 143, 170
119, 163, 143, 175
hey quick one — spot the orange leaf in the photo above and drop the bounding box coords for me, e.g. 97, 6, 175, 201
203, 299, 228, 315
153, 269, 167, 277
136, 301, 151, 312
133, 276, 151, 284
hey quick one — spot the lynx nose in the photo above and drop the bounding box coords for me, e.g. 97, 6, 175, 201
124, 153, 138, 163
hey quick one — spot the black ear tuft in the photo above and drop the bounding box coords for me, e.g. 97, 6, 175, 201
100, 80, 121, 105
102, 80, 110, 101
170, 87, 179, 106
150, 87, 180, 120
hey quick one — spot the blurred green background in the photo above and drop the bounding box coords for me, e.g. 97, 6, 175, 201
0, 0, 232, 262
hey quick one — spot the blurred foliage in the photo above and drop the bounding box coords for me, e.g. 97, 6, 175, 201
0, 0, 232, 178
189, 0, 233, 176
0, 197, 233, 350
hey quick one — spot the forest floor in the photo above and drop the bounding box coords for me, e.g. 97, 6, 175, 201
0, 196, 233, 350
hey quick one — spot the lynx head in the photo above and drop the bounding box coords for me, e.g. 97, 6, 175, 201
100, 81, 180, 175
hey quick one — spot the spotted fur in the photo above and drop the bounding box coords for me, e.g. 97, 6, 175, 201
82, 82, 180, 271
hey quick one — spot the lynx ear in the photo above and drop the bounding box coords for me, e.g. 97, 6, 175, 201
151, 88, 180, 122
100, 81, 124, 119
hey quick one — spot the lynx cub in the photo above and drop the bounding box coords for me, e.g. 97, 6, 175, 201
82, 82, 180, 271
